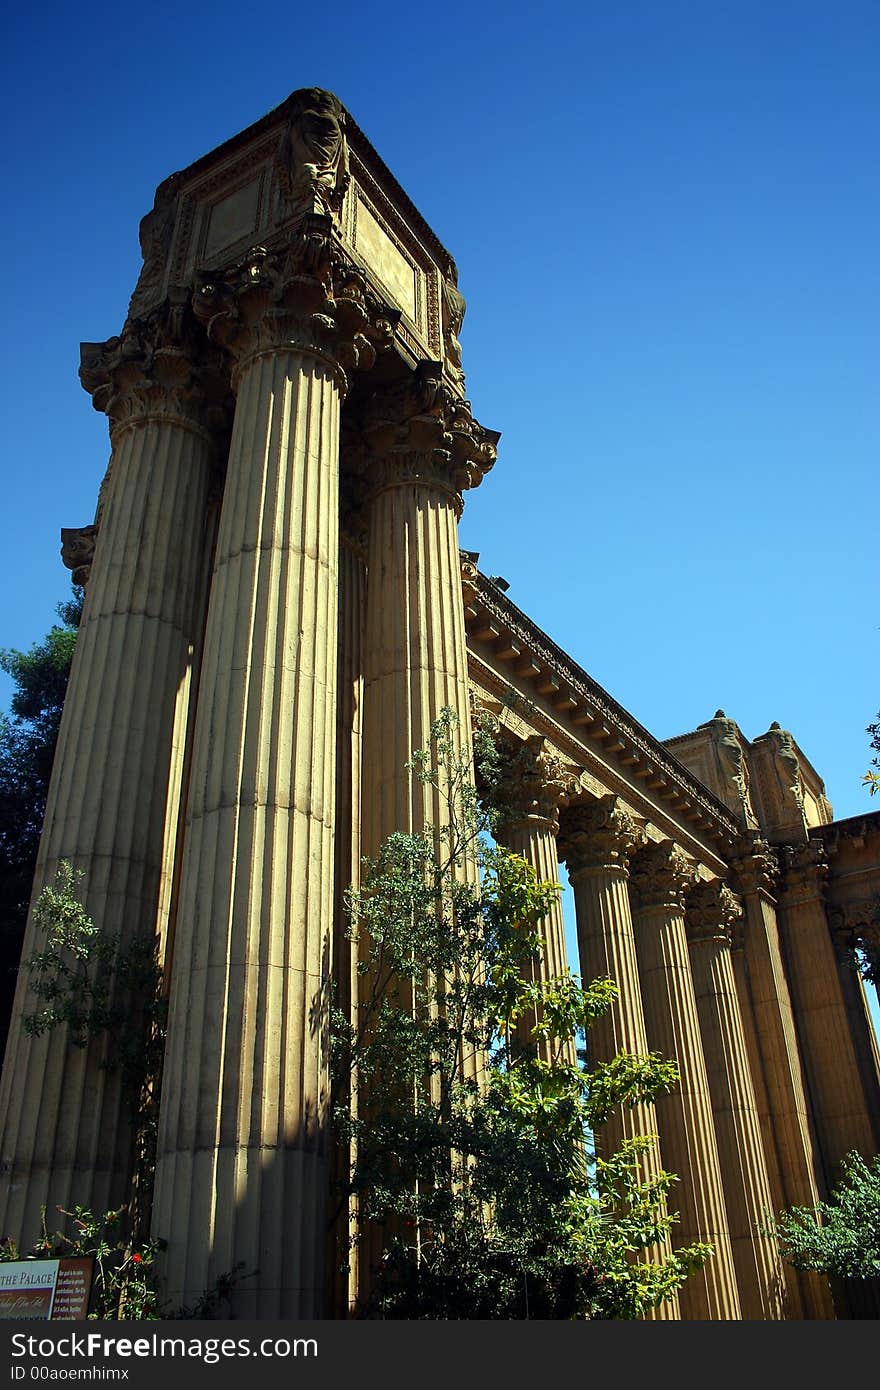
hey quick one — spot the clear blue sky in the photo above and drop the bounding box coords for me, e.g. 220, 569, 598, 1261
1, 3, 877, 996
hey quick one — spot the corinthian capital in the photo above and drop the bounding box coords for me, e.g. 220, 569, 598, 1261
80, 290, 232, 443
728, 833, 779, 898
558, 795, 646, 879
345, 361, 498, 509
685, 879, 743, 947
192, 228, 397, 394
494, 735, 576, 837
778, 839, 829, 905
629, 840, 697, 913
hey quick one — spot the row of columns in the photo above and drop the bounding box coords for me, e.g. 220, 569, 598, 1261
0, 222, 499, 1316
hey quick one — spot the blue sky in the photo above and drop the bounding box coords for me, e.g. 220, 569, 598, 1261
1, 3, 877, 1008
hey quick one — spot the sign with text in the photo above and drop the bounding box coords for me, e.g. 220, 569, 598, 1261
0, 1258, 93, 1320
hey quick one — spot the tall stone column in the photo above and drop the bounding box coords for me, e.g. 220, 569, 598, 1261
0, 301, 226, 1246
354, 363, 497, 865
629, 840, 740, 1320
151, 232, 394, 1317
685, 879, 785, 1319
777, 842, 880, 1177
558, 796, 679, 1321
495, 736, 575, 1064
729, 837, 833, 1319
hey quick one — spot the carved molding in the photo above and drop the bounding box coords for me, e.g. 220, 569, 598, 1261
80, 291, 233, 444
345, 360, 498, 511
685, 879, 743, 947
558, 795, 646, 879
464, 570, 740, 847
192, 226, 398, 394
629, 839, 697, 913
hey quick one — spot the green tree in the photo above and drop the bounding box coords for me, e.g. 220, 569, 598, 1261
330, 709, 711, 1319
0, 588, 82, 1052
774, 1150, 880, 1281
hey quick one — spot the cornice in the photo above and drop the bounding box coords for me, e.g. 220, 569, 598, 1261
463, 566, 740, 854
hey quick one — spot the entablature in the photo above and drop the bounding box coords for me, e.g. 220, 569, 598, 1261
463, 561, 739, 876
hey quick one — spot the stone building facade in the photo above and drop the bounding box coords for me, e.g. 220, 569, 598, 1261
1, 89, 878, 1319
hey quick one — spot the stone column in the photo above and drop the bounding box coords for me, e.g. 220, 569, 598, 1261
354, 363, 497, 866
495, 736, 575, 1064
629, 840, 740, 1320
729, 837, 833, 1319
0, 300, 227, 1247
151, 232, 394, 1317
777, 842, 880, 1178
685, 879, 786, 1319
558, 796, 679, 1321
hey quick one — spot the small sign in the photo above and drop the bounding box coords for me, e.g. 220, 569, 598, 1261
0, 1258, 93, 1320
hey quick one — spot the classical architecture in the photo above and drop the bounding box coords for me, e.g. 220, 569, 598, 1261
1, 89, 879, 1320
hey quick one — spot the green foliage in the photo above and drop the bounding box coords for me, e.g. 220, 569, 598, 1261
774, 1151, 880, 1280
0, 588, 82, 1052
331, 708, 711, 1319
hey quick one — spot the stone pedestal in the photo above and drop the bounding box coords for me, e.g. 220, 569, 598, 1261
151, 236, 392, 1317
685, 880, 785, 1319
630, 840, 740, 1320
0, 304, 226, 1246
558, 797, 679, 1320
495, 736, 575, 1064
730, 838, 834, 1318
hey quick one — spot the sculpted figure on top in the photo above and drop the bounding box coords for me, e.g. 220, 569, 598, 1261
275, 87, 350, 224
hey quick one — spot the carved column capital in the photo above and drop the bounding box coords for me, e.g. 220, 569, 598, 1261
728, 834, 779, 899
192, 230, 397, 395
345, 361, 498, 514
80, 291, 233, 445
558, 795, 646, 880
629, 839, 697, 913
494, 735, 575, 837
777, 839, 829, 906
685, 879, 743, 947
60, 525, 98, 588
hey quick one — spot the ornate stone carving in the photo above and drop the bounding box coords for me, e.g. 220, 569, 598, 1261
494, 734, 576, 835
752, 721, 807, 840
728, 833, 779, 898
128, 175, 181, 320
699, 710, 757, 828
60, 525, 97, 588
274, 88, 349, 225
80, 290, 233, 442
558, 795, 646, 878
685, 879, 743, 946
441, 257, 466, 388
629, 840, 697, 912
346, 360, 498, 509
778, 839, 829, 906
192, 229, 396, 393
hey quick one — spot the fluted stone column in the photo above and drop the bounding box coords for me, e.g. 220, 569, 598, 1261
558, 796, 679, 1321
630, 840, 740, 1320
495, 736, 575, 1064
0, 301, 226, 1246
730, 837, 833, 1319
685, 879, 785, 1319
354, 363, 497, 865
777, 842, 880, 1176
329, 520, 366, 1315
151, 233, 394, 1317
